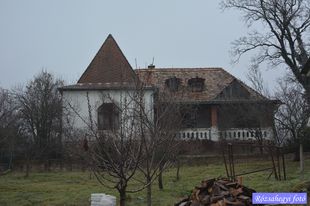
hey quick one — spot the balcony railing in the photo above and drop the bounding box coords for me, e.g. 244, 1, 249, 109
178, 128, 212, 140
219, 128, 273, 140
178, 127, 273, 141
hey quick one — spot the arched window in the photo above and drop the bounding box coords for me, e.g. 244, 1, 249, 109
165, 77, 181, 92
97, 103, 120, 130
188, 77, 205, 92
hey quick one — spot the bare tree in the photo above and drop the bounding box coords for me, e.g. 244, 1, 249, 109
63, 88, 146, 206
0, 88, 15, 144
0, 88, 18, 173
15, 71, 63, 176
221, 0, 310, 101
133, 90, 184, 206
63, 82, 183, 206
274, 76, 309, 163
246, 67, 283, 150
247, 66, 270, 97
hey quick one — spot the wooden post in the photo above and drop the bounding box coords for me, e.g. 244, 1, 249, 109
176, 158, 181, 181
227, 143, 235, 180
282, 152, 286, 180
223, 150, 229, 178
276, 147, 281, 181
300, 143, 304, 179
228, 144, 233, 180
269, 147, 278, 180
230, 144, 235, 180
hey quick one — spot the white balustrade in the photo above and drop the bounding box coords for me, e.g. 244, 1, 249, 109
178, 127, 273, 141
178, 128, 212, 141
219, 128, 273, 140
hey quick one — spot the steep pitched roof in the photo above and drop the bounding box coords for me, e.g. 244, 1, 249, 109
135, 68, 272, 103
78, 34, 137, 84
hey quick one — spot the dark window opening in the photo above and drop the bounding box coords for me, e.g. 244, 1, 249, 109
98, 103, 120, 131
188, 77, 205, 92
165, 77, 181, 92
182, 110, 198, 128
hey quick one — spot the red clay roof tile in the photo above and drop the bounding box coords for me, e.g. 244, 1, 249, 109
78, 34, 138, 84
135, 68, 268, 103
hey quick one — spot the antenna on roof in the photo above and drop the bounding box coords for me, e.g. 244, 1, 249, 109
135, 58, 138, 69
148, 57, 155, 69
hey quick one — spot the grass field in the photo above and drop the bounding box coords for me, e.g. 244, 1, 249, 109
0, 158, 309, 206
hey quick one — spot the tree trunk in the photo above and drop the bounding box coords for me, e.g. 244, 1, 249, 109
60, 159, 63, 171
293, 145, 300, 161
146, 176, 152, 206
257, 133, 263, 154
304, 79, 310, 106
176, 159, 180, 181
8, 149, 13, 170
48, 159, 51, 172
119, 187, 127, 206
25, 158, 30, 178
69, 160, 73, 171
158, 163, 163, 190
300, 143, 304, 179
259, 143, 263, 155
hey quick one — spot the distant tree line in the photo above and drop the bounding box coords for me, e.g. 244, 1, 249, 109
0, 71, 63, 176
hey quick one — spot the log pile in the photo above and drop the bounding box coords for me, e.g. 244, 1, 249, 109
175, 178, 259, 206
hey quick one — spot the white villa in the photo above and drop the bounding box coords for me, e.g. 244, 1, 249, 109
60, 34, 279, 141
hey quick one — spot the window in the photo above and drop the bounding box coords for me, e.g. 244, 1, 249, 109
188, 77, 205, 92
97, 103, 120, 130
165, 77, 181, 92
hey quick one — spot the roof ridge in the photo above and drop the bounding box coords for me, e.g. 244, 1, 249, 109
135, 67, 224, 72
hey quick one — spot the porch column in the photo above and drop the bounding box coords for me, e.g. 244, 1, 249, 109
210, 105, 219, 141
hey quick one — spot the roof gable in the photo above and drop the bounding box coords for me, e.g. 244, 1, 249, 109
215, 79, 251, 100
78, 34, 137, 84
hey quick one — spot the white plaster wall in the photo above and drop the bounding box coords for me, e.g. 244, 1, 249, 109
62, 89, 154, 132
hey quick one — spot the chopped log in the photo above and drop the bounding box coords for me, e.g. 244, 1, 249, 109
175, 177, 259, 206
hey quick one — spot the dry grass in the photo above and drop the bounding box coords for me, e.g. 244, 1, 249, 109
0, 157, 309, 206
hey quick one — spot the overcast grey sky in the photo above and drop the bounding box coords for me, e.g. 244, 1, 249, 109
0, 0, 286, 91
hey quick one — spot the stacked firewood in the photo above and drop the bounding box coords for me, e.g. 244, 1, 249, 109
175, 178, 258, 206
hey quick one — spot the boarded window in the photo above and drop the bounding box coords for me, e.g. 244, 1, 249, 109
98, 103, 120, 130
